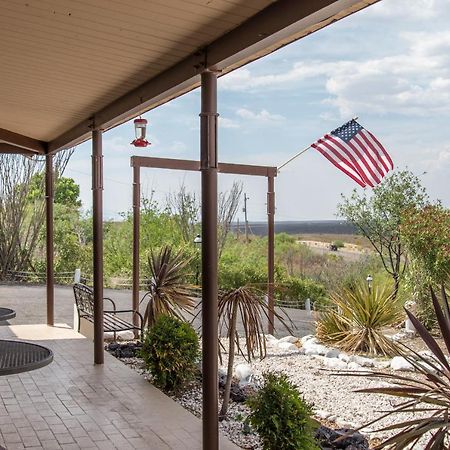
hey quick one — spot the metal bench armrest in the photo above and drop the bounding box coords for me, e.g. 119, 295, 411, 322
103, 297, 116, 311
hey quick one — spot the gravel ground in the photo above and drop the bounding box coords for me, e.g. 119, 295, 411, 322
111, 336, 434, 449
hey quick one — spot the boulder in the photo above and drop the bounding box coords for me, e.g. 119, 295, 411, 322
391, 356, 414, 372
347, 362, 363, 371
277, 341, 298, 351
234, 363, 253, 382
304, 344, 329, 356
315, 425, 369, 449
117, 330, 135, 341
325, 348, 340, 358
279, 335, 299, 344
338, 353, 350, 363
301, 335, 317, 345
322, 358, 348, 370
349, 355, 374, 368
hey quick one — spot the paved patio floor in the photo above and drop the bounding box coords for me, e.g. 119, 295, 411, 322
0, 324, 239, 450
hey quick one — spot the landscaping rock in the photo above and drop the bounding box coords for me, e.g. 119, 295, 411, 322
322, 357, 348, 370
278, 335, 299, 344
338, 353, 350, 363
390, 356, 414, 372
301, 335, 317, 345
347, 362, 363, 371
218, 369, 227, 388
304, 343, 329, 356
234, 363, 253, 382
349, 355, 374, 368
105, 341, 142, 358
277, 341, 298, 351
315, 425, 369, 449
325, 348, 340, 358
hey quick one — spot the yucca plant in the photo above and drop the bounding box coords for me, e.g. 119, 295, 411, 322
218, 286, 292, 418
354, 286, 450, 448
140, 246, 196, 329
316, 282, 402, 356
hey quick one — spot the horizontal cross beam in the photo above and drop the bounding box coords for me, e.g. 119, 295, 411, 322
0, 128, 46, 154
131, 156, 277, 178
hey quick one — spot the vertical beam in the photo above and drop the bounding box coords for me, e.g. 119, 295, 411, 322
92, 129, 104, 364
267, 176, 275, 335
200, 70, 219, 450
132, 164, 141, 330
45, 154, 54, 326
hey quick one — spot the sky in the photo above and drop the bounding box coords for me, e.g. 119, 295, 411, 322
66, 0, 450, 222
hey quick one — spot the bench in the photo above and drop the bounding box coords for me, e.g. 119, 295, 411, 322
73, 283, 144, 340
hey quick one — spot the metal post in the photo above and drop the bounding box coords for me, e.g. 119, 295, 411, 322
132, 164, 141, 330
267, 176, 275, 335
200, 70, 219, 450
45, 154, 54, 326
243, 193, 249, 243
92, 129, 104, 364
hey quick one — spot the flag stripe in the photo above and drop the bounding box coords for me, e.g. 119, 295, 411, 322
365, 130, 394, 170
312, 143, 367, 187
326, 135, 376, 187
346, 138, 382, 184
352, 134, 386, 177
313, 138, 363, 181
312, 141, 367, 187
357, 131, 389, 174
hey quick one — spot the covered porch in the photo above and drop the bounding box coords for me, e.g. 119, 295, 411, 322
0, 1, 379, 448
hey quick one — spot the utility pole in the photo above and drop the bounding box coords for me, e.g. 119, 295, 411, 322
243, 192, 250, 243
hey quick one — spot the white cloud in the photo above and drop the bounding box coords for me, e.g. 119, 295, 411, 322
219, 117, 240, 129
368, 0, 439, 20
221, 29, 450, 119
236, 108, 284, 123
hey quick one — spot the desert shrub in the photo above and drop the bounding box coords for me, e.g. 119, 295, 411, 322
332, 240, 345, 249
316, 281, 402, 356
219, 260, 267, 291
247, 372, 319, 450
275, 276, 327, 309
140, 314, 199, 391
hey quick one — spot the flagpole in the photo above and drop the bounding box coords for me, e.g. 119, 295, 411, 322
277, 146, 311, 172
277, 116, 359, 172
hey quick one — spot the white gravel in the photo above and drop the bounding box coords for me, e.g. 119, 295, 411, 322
114, 336, 434, 448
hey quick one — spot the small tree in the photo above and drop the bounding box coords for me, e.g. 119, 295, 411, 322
338, 170, 429, 298
402, 204, 450, 324
218, 278, 291, 418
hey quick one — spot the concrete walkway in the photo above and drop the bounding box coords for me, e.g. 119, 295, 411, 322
0, 323, 239, 450
0, 284, 315, 337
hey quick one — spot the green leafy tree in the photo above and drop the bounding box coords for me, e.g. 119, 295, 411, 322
28, 174, 81, 207
338, 170, 429, 298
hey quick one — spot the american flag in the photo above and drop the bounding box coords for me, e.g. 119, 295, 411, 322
311, 119, 393, 188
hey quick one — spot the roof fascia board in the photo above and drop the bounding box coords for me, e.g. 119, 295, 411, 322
0, 128, 46, 154
48, 0, 377, 153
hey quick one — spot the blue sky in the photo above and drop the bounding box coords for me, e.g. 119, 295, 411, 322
66, 0, 450, 222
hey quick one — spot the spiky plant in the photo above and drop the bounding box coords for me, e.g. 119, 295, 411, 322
355, 286, 450, 448
140, 246, 196, 329
218, 286, 292, 418
316, 282, 402, 356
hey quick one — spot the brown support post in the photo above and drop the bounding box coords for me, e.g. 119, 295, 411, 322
267, 176, 275, 335
92, 129, 104, 364
45, 154, 54, 326
132, 164, 141, 330
200, 70, 219, 450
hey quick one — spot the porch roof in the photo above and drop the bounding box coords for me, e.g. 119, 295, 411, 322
0, 0, 378, 155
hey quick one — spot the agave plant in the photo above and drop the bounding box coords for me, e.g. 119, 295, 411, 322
355, 286, 450, 448
316, 282, 402, 356
218, 286, 292, 418
140, 246, 196, 329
